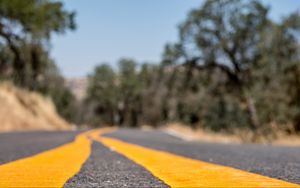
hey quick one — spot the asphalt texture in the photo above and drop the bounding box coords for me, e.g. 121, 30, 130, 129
0, 130, 80, 165
105, 129, 300, 185
65, 142, 168, 188
1, 128, 299, 186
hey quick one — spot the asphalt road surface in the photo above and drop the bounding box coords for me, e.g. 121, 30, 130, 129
105, 129, 300, 184
0, 130, 80, 165
0, 128, 299, 187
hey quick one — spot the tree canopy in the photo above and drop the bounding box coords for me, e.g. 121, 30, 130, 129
0, 0, 75, 87
0, 0, 77, 122
84, 0, 300, 141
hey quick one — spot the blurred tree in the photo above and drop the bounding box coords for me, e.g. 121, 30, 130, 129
166, 0, 269, 131
37, 61, 77, 122
0, 0, 77, 122
117, 59, 142, 127
86, 64, 117, 126
0, 0, 75, 87
83, 0, 300, 139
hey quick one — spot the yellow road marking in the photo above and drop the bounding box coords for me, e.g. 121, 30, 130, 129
0, 128, 112, 187
92, 135, 300, 188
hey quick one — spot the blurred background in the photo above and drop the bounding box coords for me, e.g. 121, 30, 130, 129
1, 0, 300, 144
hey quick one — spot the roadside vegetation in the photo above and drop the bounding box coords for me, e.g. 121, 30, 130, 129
0, 0, 77, 123
83, 0, 300, 142
1, 0, 300, 142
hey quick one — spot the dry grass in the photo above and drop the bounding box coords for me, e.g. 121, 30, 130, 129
0, 82, 71, 132
161, 123, 300, 146
161, 123, 242, 144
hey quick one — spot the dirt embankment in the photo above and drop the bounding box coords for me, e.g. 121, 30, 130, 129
0, 82, 71, 132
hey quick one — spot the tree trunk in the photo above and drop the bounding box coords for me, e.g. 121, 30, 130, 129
30, 45, 40, 90
246, 96, 260, 131
0, 25, 26, 86
244, 96, 261, 142
12, 50, 26, 86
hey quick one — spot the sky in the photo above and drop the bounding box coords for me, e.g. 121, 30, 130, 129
51, 0, 300, 78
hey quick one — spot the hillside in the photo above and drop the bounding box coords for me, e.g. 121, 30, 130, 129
65, 78, 87, 100
0, 82, 71, 132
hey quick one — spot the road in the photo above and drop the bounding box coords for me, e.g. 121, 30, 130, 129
0, 128, 299, 187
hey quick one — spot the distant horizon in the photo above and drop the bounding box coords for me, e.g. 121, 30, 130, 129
51, 0, 300, 78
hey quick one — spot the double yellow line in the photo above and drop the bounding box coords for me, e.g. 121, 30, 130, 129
0, 128, 299, 187
0, 129, 110, 187
92, 134, 300, 188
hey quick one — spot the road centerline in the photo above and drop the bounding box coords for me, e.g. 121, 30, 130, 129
92, 134, 300, 188
0, 129, 111, 187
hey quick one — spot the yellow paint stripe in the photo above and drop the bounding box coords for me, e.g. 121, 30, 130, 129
92, 135, 300, 188
0, 128, 112, 187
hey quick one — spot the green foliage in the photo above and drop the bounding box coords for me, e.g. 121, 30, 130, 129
85, 0, 300, 137
0, 0, 75, 86
0, 0, 77, 122
0, 0, 75, 38
86, 64, 117, 125
36, 62, 77, 122
168, 0, 300, 134
85, 59, 148, 127
202, 95, 249, 132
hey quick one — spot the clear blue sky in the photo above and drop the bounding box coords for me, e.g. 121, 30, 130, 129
51, 0, 300, 78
